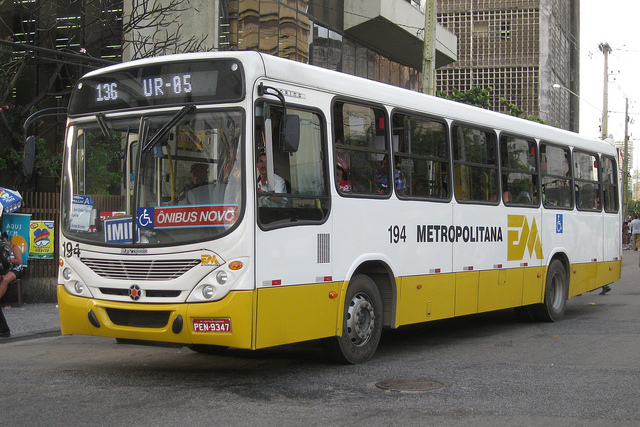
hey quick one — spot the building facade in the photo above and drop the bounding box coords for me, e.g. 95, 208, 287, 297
436, 0, 580, 131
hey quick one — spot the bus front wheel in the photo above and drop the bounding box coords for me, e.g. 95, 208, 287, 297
326, 274, 383, 364
534, 259, 568, 322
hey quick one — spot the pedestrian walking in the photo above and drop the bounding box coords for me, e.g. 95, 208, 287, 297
631, 216, 640, 251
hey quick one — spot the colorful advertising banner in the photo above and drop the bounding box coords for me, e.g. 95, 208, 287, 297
1, 213, 31, 266
29, 220, 55, 259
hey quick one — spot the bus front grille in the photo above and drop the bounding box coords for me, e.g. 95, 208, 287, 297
99, 288, 182, 298
106, 308, 171, 328
81, 258, 201, 280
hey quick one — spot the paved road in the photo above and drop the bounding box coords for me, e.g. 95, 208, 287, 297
1, 252, 639, 426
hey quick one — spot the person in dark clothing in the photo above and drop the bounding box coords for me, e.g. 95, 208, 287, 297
0, 232, 24, 337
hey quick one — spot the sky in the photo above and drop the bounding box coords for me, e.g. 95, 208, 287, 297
579, 0, 640, 170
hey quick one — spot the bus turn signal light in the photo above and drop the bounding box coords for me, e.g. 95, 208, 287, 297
329, 291, 338, 299
229, 261, 243, 270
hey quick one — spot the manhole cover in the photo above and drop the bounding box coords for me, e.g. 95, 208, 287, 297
375, 378, 445, 392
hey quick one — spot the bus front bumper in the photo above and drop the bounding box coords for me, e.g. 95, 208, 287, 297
57, 285, 254, 349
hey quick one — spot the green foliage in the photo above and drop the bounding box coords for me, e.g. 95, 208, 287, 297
437, 87, 493, 109
436, 87, 546, 124
34, 137, 62, 179
499, 98, 546, 124
627, 199, 640, 219
84, 131, 123, 195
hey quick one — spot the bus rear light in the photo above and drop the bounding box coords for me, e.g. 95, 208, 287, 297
229, 261, 243, 270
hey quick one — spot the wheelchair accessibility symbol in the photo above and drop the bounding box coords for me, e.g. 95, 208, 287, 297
556, 214, 563, 233
137, 207, 155, 228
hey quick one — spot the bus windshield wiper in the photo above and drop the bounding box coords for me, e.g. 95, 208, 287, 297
96, 113, 110, 138
142, 104, 196, 152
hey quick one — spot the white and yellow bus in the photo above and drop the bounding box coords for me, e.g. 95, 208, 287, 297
58, 52, 621, 363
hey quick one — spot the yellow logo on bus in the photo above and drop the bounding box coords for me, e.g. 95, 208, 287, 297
201, 254, 221, 266
507, 215, 543, 261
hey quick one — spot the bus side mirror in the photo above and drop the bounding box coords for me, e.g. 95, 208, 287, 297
280, 114, 300, 153
24, 135, 35, 177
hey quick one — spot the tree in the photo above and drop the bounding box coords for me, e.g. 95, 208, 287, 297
499, 98, 546, 124
0, 0, 213, 191
437, 87, 493, 109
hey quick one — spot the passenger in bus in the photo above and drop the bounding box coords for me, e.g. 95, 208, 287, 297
376, 157, 406, 195
336, 165, 351, 192
257, 153, 287, 207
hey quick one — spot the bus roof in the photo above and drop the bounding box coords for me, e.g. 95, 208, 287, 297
81, 51, 616, 156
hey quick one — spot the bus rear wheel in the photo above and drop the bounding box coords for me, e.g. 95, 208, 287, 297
326, 274, 383, 364
533, 259, 568, 322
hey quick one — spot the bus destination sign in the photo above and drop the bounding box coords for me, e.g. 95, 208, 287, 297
69, 59, 244, 115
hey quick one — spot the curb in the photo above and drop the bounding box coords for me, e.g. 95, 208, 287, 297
0, 329, 61, 344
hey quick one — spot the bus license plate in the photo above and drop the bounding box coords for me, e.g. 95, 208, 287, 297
192, 318, 231, 333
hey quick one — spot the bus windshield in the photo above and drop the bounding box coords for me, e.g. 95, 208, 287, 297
61, 109, 244, 246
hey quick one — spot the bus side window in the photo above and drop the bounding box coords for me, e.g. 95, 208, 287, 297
333, 101, 388, 196
500, 135, 539, 206
392, 113, 449, 199
257, 105, 329, 226
600, 155, 619, 213
573, 150, 600, 212
540, 143, 572, 209
452, 124, 498, 203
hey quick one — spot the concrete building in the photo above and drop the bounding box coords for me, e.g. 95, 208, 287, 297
436, 0, 580, 132
131, 0, 458, 91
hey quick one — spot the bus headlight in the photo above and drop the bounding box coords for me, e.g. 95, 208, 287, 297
62, 268, 73, 280
74, 281, 85, 294
202, 285, 215, 299
216, 271, 228, 285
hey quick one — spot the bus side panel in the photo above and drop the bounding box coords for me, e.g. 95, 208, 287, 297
478, 268, 523, 313
522, 266, 546, 305
255, 282, 340, 349
454, 271, 479, 316
569, 262, 598, 297
596, 260, 622, 288
396, 273, 455, 326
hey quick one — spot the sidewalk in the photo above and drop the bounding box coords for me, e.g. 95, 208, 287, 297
0, 303, 61, 343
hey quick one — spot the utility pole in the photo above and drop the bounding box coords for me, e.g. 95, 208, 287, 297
599, 42, 612, 140
422, 0, 436, 95
623, 97, 630, 219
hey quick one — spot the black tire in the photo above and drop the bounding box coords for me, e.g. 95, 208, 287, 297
187, 344, 229, 355
533, 259, 568, 322
325, 274, 383, 364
